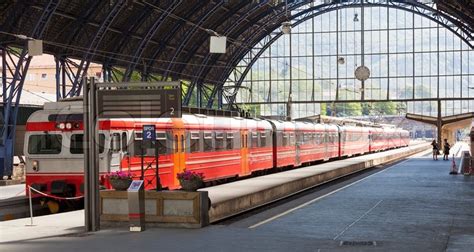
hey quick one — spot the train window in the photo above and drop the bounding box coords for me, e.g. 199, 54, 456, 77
289, 132, 295, 145
156, 132, 167, 155
111, 133, 121, 152
70, 134, 83, 154
304, 133, 311, 144
297, 132, 303, 144
190, 132, 200, 153
132, 131, 168, 156
251, 132, 258, 148
121, 132, 127, 152
282, 132, 289, 146
204, 132, 213, 152
174, 135, 178, 153
226, 132, 234, 150
215, 132, 225, 150
70, 134, 106, 154
260, 132, 266, 147
28, 134, 62, 154
315, 134, 320, 144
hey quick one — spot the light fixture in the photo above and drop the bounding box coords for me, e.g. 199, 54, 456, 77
281, 21, 291, 34
32, 160, 39, 172
353, 13, 359, 22
337, 57, 345, 65
281, 0, 291, 34
57, 123, 65, 130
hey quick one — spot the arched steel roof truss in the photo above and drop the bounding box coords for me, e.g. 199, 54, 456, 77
220, 0, 474, 108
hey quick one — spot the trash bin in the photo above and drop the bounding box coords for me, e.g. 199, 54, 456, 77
461, 151, 471, 175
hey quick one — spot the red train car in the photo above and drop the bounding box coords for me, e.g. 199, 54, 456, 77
340, 126, 370, 157
24, 99, 410, 200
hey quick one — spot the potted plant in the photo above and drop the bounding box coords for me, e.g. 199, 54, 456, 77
177, 169, 205, 191
107, 171, 133, 191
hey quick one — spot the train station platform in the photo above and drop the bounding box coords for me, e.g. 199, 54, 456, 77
202, 141, 430, 222
1, 142, 473, 251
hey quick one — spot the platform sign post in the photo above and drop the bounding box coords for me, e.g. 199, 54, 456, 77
141, 125, 155, 180
141, 125, 161, 191
127, 180, 145, 232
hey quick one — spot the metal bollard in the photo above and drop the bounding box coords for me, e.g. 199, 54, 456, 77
26, 186, 34, 226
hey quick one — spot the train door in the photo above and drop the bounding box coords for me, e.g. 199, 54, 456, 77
120, 132, 130, 169
295, 131, 301, 166
241, 130, 249, 175
172, 129, 186, 186
109, 132, 123, 172
323, 127, 329, 161
336, 126, 342, 158
368, 130, 373, 152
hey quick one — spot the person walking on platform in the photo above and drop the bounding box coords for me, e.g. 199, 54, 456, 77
431, 140, 439, 160
443, 139, 451, 161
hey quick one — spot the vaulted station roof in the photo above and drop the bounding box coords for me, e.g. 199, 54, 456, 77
0, 0, 472, 88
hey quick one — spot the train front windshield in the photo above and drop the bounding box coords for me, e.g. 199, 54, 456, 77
27, 133, 106, 155
28, 134, 63, 154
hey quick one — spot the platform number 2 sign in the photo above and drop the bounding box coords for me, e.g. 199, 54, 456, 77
143, 125, 156, 141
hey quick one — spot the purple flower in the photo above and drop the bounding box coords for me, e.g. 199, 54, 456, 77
177, 169, 204, 181
107, 170, 132, 180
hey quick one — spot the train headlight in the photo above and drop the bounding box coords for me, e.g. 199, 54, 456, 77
57, 123, 65, 130
65, 123, 72, 130
32, 160, 39, 172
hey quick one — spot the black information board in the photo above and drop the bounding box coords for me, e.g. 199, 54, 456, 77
97, 82, 181, 119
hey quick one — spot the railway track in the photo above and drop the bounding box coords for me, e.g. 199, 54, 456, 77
0, 196, 30, 221
0, 195, 50, 221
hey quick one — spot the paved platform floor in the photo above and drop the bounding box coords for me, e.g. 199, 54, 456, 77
0, 184, 25, 200
1, 144, 474, 251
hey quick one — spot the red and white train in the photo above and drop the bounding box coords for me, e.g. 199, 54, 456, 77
24, 99, 410, 198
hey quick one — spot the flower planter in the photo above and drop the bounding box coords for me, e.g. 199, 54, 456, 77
110, 179, 132, 191
179, 179, 203, 191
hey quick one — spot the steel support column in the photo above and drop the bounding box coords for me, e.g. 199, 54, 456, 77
0, 0, 59, 179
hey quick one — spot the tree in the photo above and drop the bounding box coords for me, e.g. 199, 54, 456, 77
374, 102, 396, 115
335, 103, 362, 116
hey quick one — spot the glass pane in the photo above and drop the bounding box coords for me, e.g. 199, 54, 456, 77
28, 134, 62, 154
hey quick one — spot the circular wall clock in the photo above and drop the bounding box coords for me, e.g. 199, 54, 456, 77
354, 65, 370, 81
